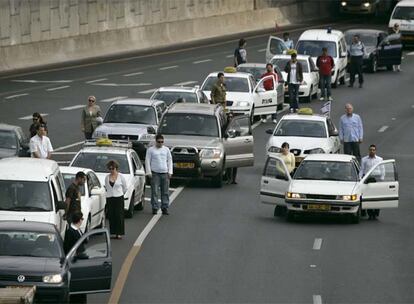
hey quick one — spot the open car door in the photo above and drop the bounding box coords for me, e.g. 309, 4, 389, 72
360, 159, 399, 209
266, 36, 287, 63
253, 75, 278, 116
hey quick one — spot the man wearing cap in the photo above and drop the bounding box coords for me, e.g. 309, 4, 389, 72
210, 72, 227, 110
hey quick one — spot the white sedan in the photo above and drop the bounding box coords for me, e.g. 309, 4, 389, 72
260, 153, 399, 223
61, 166, 106, 233
270, 54, 320, 102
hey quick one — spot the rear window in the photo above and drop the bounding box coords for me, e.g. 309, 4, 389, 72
201, 76, 250, 93
297, 40, 337, 58
152, 91, 198, 105
72, 153, 130, 174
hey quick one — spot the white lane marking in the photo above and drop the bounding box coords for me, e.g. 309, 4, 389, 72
252, 120, 261, 129
99, 96, 128, 103
310, 264, 317, 268
91, 83, 151, 87
313, 295, 323, 304
12, 79, 72, 83
174, 81, 198, 86
226, 54, 234, 58
138, 88, 157, 94
51, 151, 77, 155
159, 65, 178, 71
378, 125, 389, 133
407, 51, 414, 56
391, 117, 396, 121
85, 78, 107, 84
193, 59, 212, 64
19, 113, 48, 120
4, 93, 29, 99
123, 72, 144, 77
257, 48, 266, 52
54, 141, 84, 152
134, 186, 184, 246
60, 104, 85, 111
412, 105, 414, 108
46, 85, 70, 91
313, 238, 323, 250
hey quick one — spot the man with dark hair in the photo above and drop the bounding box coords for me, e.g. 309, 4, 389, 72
260, 63, 279, 123
30, 124, 53, 159
210, 72, 226, 109
65, 171, 86, 224
317, 47, 335, 101
284, 53, 303, 113
145, 134, 173, 215
234, 38, 247, 66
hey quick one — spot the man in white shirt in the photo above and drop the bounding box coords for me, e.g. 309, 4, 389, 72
30, 124, 53, 159
359, 144, 384, 219
145, 134, 173, 215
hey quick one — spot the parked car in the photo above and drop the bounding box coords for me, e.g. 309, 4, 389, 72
0, 221, 112, 303
389, 0, 414, 47
61, 166, 106, 233
345, 29, 403, 72
0, 124, 30, 159
151, 86, 210, 106
339, 0, 394, 16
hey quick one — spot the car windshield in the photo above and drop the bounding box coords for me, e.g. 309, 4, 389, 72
271, 58, 309, 73
274, 120, 327, 138
71, 153, 130, 174
201, 76, 250, 93
392, 6, 414, 20
152, 91, 197, 105
104, 104, 156, 125
296, 40, 337, 57
236, 66, 266, 81
62, 173, 86, 196
0, 181, 53, 212
0, 230, 62, 258
0, 131, 17, 150
159, 113, 219, 137
345, 33, 378, 46
294, 161, 358, 182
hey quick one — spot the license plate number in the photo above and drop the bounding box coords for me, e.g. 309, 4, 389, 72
307, 204, 331, 211
174, 162, 195, 169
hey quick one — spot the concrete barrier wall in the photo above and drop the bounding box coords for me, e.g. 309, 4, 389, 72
0, 0, 333, 73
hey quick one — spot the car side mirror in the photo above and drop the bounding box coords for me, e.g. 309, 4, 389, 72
227, 129, 237, 138
365, 176, 377, 184
135, 169, 145, 176
329, 130, 339, 136
266, 129, 273, 135
56, 201, 66, 211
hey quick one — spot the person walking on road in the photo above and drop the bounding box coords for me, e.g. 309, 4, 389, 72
145, 134, 173, 215
339, 103, 363, 162
81, 95, 102, 140
30, 124, 53, 159
105, 160, 127, 239
260, 63, 279, 123
359, 144, 384, 220
283, 32, 294, 50
392, 23, 402, 72
65, 171, 86, 224
316, 47, 335, 101
348, 35, 365, 88
284, 53, 303, 113
29, 112, 47, 137
210, 72, 227, 110
234, 38, 247, 67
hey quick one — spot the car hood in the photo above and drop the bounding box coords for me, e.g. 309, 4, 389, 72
0, 211, 53, 223
202, 90, 252, 103
0, 148, 17, 159
0, 256, 63, 275
94, 123, 157, 135
267, 136, 330, 153
290, 180, 358, 195
162, 135, 222, 150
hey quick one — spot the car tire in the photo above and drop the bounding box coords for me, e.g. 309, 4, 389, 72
274, 206, 286, 217
386, 65, 393, 71
98, 210, 106, 228
350, 205, 361, 224
286, 210, 295, 222
135, 190, 145, 211
370, 57, 377, 73
211, 169, 223, 188
125, 194, 134, 218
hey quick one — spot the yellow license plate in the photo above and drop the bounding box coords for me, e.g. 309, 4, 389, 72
174, 162, 195, 169
307, 204, 331, 211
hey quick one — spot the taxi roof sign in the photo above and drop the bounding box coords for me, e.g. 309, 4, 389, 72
224, 66, 237, 73
297, 108, 313, 115
83, 138, 132, 149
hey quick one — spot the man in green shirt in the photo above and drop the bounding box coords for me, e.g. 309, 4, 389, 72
210, 72, 226, 110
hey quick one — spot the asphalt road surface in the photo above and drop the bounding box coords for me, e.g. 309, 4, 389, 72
1, 18, 414, 304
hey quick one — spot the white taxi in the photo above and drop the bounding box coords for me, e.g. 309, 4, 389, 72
200, 69, 283, 122
260, 153, 399, 223
61, 166, 106, 233
69, 139, 146, 218
265, 109, 341, 167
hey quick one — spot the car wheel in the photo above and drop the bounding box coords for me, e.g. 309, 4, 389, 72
211, 169, 224, 188
370, 57, 377, 73
125, 193, 134, 218
386, 65, 393, 71
98, 210, 106, 228
286, 210, 295, 222
305, 86, 312, 103
350, 205, 361, 224
274, 206, 286, 217
135, 190, 145, 211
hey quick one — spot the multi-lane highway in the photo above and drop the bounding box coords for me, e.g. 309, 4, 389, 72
1, 18, 414, 303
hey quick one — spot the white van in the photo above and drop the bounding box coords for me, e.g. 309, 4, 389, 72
0, 158, 67, 237
389, 0, 414, 46
296, 29, 348, 87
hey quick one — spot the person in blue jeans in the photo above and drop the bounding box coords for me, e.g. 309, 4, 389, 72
284, 53, 303, 112
145, 134, 173, 215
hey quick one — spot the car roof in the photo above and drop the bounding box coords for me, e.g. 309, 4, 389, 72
302, 154, 356, 162
77, 146, 130, 154
155, 86, 198, 93
0, 123, 21, 131
237, 63, 267, 68
344, 29, 383, 36
271, 54, 311, 61
0, 158, 59, 181
167, 103, 219, 115
298, 29, 344, 42
206, 72, 250, 78
396, 0, 414, 7
280, 112, 328, 122
60, 166, 94, 175
0, 221, 58, 233
111, 98, 161, 106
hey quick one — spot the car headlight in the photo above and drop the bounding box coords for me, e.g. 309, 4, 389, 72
286, 192, 305, 199
341, 1, 347, 6
268, 146, 281, 153
307, 148, 325, 154
235, 101, 250, 107
363, 2, 370, 7
43, 274, 63, 283
200, 148, 222, 159
337, 194, 358, 201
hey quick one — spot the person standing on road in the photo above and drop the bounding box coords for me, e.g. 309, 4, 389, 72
339, 103, 363, 162
260, 63, 279, 123
64, 211, 84, 254
210, 72, 227, 110
283, 32, 294, 50
359, 144, 384, 219
105, 160, 127, 239
145, 134, 173, 215
30, 124, 53, 159
29, 112, 47, 137
81, 95, 102, 140
316, 47, 335, 101
65, 171, 86, 224
284, 53, 303, 113
348, 35, 365, 88
392, 23, 402, 72
234, 38, 247, 67
278, 142, 296, 174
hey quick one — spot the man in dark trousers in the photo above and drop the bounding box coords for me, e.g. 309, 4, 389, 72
348, 35, 365, 88
210, 72, 227, 110
339, 103, 363, 163
284, 53, 303, 113
65, 171, 86, 224
234, 38, 247, 67
316, 47, 335, 101
260, 63, 279, 123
